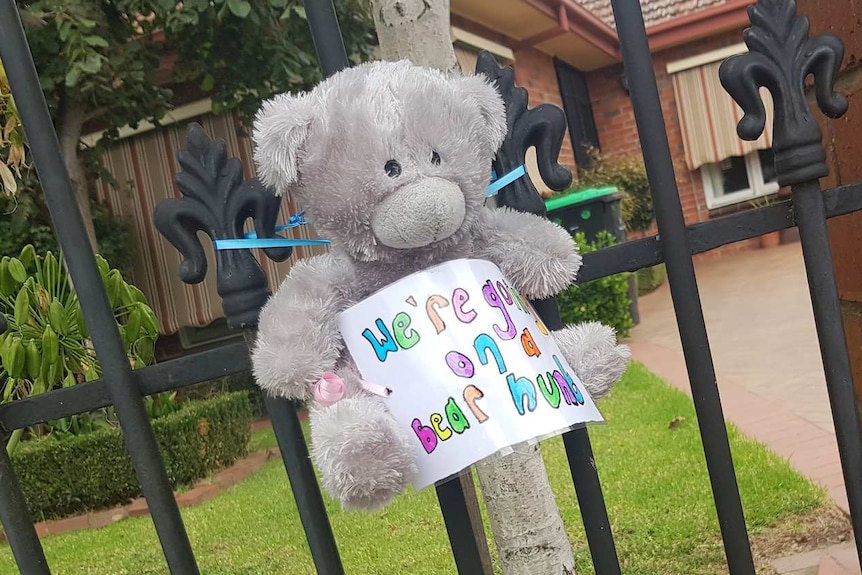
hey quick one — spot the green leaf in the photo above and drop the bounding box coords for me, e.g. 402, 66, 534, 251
4, 338, 25, 379
65, 66, 81, 87
18, 245, 36, 270
200, 73, 215, 92
73, 305, 89, 339
124, 308, 142, 347
83, 35, 109, 48
140, 306, 160, 335
25, 340, 40, 381
227, 0, 252, 18
14, 289, 30, 326
48, 300, 68, 335
0, 260, 13, 297
41, 326, 59, 366
95, 255, 110, 279
77, 55, 103, 75
106, 270, 123, 308
7, 258, 26, 283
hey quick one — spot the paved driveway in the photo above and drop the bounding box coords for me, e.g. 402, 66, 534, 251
628, 242, 848, 511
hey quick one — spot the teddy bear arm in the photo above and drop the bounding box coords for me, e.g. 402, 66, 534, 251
473, 207, 582, 300
251, 254, 349, 401
553, 322, 631, 401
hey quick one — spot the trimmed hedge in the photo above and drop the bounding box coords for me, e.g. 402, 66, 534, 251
12, 392, 252, 521
637, 264, 667, 296
558, 231, 634, 338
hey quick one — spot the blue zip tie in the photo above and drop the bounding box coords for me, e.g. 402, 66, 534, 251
219, 168, 525, 250
487, 164, 526, 197
244, 211, 309, 239
214, 238, 331, 250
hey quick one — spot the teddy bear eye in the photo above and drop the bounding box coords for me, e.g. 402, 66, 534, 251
384, 160, 401, 178
431, 151, 441, 166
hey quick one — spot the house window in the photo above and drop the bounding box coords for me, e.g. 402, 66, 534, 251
700, 148, 779, 209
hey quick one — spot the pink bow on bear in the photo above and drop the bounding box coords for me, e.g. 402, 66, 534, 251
312, 372, 391, 407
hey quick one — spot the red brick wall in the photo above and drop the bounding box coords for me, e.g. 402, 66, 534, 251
450, 15, 577, 170
451, 16, 762, 255
586, 28, 750, 231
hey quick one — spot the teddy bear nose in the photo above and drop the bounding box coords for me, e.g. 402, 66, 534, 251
371, 177, 466, 249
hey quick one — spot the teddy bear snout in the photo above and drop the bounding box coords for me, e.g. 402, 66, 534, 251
370, 177, 466, 249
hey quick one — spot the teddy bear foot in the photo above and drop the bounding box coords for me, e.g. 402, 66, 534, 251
309, 396, 416, 510
552, 322, 631, 401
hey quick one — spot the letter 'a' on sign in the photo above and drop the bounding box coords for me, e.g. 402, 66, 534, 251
337, 259, 604, 490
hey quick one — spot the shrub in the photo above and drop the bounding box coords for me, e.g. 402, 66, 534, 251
181, 370, 266, 418
0, 246, 162, 447
11, 392, 251, 521
557, 231, 634, 338
577, 148, 654, 233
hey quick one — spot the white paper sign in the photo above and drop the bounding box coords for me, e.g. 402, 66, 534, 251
337, 258, 604, 490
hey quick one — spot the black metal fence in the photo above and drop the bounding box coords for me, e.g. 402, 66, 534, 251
0, 0, 859, 573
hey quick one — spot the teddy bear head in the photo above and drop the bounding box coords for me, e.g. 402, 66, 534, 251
253, 60, 507, 262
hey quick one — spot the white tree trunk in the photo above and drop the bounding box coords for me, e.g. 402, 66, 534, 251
371, 0, 458, 73
368, 3, 577, 573
476, 444, 576, 574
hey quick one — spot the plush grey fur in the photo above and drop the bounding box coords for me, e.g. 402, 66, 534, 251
251, 60, 630, 510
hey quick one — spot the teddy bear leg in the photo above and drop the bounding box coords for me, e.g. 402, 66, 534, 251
552, 322, 631, 401
309, 396, 416, 510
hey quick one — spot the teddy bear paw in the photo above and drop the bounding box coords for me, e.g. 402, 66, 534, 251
552, 322, 631, 401
310, 397, 416, 510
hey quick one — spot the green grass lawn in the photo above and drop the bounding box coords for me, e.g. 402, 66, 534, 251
0, 363, 830, 574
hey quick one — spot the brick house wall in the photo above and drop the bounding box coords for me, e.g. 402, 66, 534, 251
452, 15, 579, 171
587, 28, 754, 230
452, 15, 764, 255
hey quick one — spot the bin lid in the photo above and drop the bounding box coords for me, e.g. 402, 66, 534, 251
544, 186, 619, 212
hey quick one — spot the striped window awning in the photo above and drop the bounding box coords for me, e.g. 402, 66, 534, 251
95, 111, 326, 335
670, 55, 774, 171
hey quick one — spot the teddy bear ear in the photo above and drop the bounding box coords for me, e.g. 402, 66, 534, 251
253, 92, 314, 196
453, 74, 508, 154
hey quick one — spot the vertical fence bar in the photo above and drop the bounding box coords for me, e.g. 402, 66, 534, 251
793, 182, 862, 564
435, 473, 493, 574
609, 0, 756, 572
261, 393, 345, 574
0, 445, 49, 575
717, 2, 862, 565
0, 3, 200, 574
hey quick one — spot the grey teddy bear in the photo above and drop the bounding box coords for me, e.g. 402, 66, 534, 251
251, 59, 631, 510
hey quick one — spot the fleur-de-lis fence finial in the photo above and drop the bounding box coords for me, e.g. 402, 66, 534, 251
476, 51, 572, 215
719, 0, 848, 187
154, 123, 292, 329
